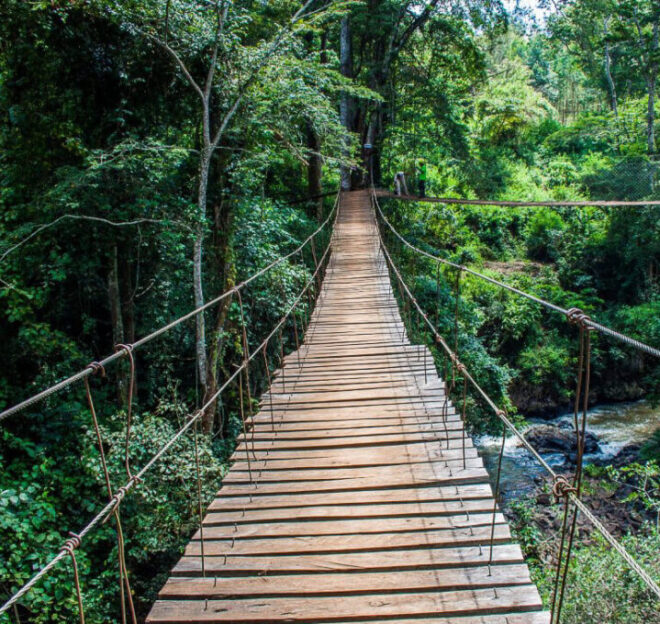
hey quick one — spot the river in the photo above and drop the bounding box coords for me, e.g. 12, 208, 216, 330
475, 400, 660, 500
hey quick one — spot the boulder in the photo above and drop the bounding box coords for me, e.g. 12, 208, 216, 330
526, 424, 600, 461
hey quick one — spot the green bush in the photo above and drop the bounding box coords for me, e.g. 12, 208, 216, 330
534, 531, 660, 623
526, 210, 566, 261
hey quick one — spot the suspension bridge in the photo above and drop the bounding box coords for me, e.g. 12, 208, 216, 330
1, 190, 659, 623
146, 190, 546, 622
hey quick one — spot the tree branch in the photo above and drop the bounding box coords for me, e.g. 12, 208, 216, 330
393, 0, 441, 57
0, 276, 31, 299
150, 34, 206, 102
210, 0, 320, 148
1, 216, 169, 264
204, 0, 229, 99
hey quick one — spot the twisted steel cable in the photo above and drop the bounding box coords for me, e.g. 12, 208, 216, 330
373, 189, 660, 359
0, 193, 340, 422
376, 209, 660, 602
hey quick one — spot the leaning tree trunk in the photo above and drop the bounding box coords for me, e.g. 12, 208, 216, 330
603, 17, 618, 118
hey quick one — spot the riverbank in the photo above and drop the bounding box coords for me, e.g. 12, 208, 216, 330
473, 398, 660, 621
476, 399, 660, 500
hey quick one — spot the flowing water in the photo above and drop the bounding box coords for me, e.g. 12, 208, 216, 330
475, 401, 660, 500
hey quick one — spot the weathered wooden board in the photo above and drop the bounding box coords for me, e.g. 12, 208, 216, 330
149, 586, 545, 622
173, 543, 526, 576
207, 482, 496, 511
159, 564, 533, 597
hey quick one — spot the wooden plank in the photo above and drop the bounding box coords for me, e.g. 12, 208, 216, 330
200, 499, 501, 525
254, 401, 454, 415
250, 415, 462, 432
185, 524, 512, 556
196, 513, 508, 538
208, 483, 495, 510
233, 432, 475, 452
225, 441, 478, 468
226, 460, 487, 483
264, 388, 446, 404
240, 425, 469, 443
271, 367, 431, 381
252, 406, 458, 422
147, 585, 544, 622
159, 564, 533, 597
229, 448, 480, 471
172, 543, 525, 576
216, 472, 492, 495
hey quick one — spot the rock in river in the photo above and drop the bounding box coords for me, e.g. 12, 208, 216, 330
526, 424, 601, 463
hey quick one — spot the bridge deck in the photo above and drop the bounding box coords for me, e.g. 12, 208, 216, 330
147, 191, 549, 623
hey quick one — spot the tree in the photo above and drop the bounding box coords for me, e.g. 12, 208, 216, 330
336, 0, 504, 188
627, 0, 660, 154
550, 0, 660, 154
109, 0, 347, 430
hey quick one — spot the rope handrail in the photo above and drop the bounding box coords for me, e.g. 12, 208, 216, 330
375, 208, 660, 602
0, 203, 337, 617
377, 189, 660, 207
372, 190, 660, 359
0, 191, 340, 423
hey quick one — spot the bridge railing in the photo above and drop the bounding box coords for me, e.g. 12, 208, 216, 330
371, 188, 660, 622
0, 193, 340, 423
374, 190, 660, 359
0, 192, 340, 620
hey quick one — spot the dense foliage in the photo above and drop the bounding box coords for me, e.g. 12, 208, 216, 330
0, 0, 345, 620
372, 3, 660, 619
1, 0, 659, 622
508, 467, 660, 624
376, 8, 660, 425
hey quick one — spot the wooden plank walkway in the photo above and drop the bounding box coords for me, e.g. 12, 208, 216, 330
147, 190, 549, 623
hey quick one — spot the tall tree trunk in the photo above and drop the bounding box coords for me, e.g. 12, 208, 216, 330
119, 252, 137, 399
304, 30, 326, 220
108, 244, 126, 402
364, 114, 377, 186
648, 20, 659, 155
120, 254, 136, 345
603, 17, 618, 117
195, 149, 211, 404
305, 121, 323, 220
202, 195, 235, 434
647, 71, 657, 155
109, 244, 125, 346
339, 17, 353, 190
635, 8, 658, 155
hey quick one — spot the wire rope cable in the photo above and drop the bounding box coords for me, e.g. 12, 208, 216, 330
374, 195, 660, 602
0, 192, 340, 422
376, 189, 660, 207
372, 188, 660, 359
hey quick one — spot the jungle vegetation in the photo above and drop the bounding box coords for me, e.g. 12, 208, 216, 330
1, 0, 659, 621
